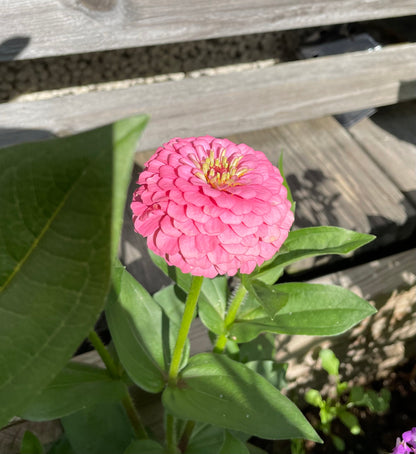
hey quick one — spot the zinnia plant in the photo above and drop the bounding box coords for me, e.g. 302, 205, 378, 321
0, 119, 378, 454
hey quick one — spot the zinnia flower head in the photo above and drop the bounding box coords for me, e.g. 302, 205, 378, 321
131, 136, 294, 278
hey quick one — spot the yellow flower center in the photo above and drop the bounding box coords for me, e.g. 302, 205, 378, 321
193, 149, 250, 189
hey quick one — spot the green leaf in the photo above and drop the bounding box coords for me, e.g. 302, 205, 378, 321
305, 389, 323, 408
163, 353, 321, 442
330, 434, 346, 452
124, 440, 165, 454
246, 443, 269, 454
47, 436, 75, 454
185, 424, 226, 454
197, 276, 228, 335
244, 361, 287, 390
106, 265, 189, 393
243, 279, 288, 319
148, 250, 192, 291
21, 431, 44, 454
348, 387, 390, 413
61, 402, 135, 454
319, 349, 340, 377
111, 116, 148, 260
219, 431, 249, 454
348, 386, 365, 404
238, 334, 276, 363
229, 283, 376, 342
278, 153, 295, 214
20, 362, 126, 421
153, 284, 187, 326
0, 115, 146, 428
254, 227, 375, 284
338, 409, 361, 435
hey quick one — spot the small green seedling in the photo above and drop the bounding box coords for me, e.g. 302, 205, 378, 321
302, 348, 390, 452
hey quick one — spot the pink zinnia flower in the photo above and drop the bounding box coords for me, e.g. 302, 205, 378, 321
131, 136, 294, 278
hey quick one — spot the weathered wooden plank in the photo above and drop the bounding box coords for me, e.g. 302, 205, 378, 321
1, 1, 415, 61
230, 116, 416, 260
1, 43, 416, 151
349, 101, 416, 207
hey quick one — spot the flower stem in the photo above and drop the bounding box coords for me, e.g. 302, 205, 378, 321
121, 393, 148, 440
165, 413, 177, 454
88, 330, 148, 439
88, 330, 119, 379
213, 283, 247, 353
178, 420, 196, 453
168, 275, 204, 385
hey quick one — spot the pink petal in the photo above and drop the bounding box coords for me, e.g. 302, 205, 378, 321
179, 236, 199, 258
186, 204, 211, 223
160, 215, 182, 238
154, 229, 179, 255
197, 216, 226, 235
219, 210, 243, 225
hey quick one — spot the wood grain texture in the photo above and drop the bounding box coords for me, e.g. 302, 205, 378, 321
1, 1, 415, 61
230, 116, 416, 251
349, 101, 416, 206
1, 43, 416, 151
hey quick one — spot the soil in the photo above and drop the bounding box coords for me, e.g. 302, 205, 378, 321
252, 358, 416, 454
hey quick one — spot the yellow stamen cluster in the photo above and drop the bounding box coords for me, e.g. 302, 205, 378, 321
194, 149, 250, 189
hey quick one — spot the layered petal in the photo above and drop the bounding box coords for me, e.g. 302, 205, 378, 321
131, 136, 294, 277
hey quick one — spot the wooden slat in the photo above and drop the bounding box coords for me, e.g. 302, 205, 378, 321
1, 1, 415, 61
230, 116, 415, 252
349, 101, 416, 207
1, 43, 416, 151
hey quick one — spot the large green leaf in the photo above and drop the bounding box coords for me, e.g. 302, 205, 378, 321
20, 362, 126, 421
61, 402, 135, 454
185, 424, 226, 454
197, 276, 228, 335
219, 432, 249, 454
230, 283, 376, 342
242, 278, 288, 319
124, 440, 165, 454
163, 353, 320, 441
244, 361, 287, 390
153, 284, 187, 326
47, 436, 76, 454
254, 227, 375, 284
106, 264, 189, 393
0, 115, 147, 427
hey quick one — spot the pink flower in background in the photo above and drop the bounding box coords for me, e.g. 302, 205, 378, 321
131, 136, 294, 278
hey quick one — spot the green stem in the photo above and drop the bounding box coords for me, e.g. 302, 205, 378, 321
178, 420, 195, 453
122, 393, 148, 440
213, 284, 247, 353
165, 413, 176, 454
88, 330, 119, 379
168, 275, 204, 385
88, 330, 148, 439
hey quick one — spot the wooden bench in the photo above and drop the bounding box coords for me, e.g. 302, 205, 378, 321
1, 3, 416, 452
